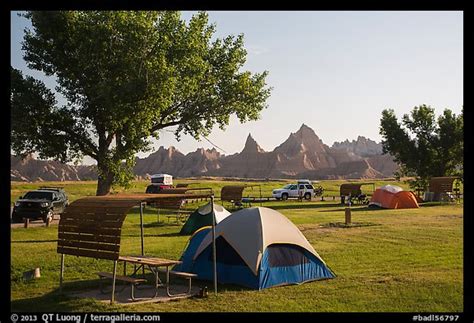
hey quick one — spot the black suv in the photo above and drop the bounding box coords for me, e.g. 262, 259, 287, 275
11, 187, 69, 223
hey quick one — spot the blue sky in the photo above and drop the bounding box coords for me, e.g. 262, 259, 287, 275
11, 11, 463, 163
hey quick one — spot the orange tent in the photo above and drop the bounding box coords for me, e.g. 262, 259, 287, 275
369, 185, 419, 209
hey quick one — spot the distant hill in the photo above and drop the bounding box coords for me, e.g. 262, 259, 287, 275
331, 136, 383, 157
133, 124, 397, 179
11, 124, 399, 182
134, 146, 222, 178
11, 154, 97, 182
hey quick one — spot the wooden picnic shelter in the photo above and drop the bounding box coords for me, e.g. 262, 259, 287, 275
428, 176, 462, 201
220, 184, 262, 207
339, 182, 375, 197
57, 193, 213, 303
339, 182, 375, 204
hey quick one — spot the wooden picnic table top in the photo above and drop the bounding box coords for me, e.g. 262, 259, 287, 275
118, 255, 181, 267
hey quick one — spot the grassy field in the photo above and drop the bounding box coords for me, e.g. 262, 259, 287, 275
10, 178, 413, 204
10, 180, 463, 312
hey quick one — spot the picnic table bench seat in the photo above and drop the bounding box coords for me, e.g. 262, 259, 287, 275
97, 272, 147, 301
156, 269, 197, 279
156, 269, 197, 296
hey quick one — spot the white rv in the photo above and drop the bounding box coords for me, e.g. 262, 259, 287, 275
146, 174, 173, 193
150, 174, 173, 186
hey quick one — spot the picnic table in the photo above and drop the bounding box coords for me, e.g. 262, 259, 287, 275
119, 256, 187, 297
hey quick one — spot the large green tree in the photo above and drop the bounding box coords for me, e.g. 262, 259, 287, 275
11, 11, 271, 195
379, 105, 463, 185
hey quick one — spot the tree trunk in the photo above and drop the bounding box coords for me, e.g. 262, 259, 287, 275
96, 166, 114, 196
96, 176, 113, 196
95, 132, 114, 196
96, 174, 113, 196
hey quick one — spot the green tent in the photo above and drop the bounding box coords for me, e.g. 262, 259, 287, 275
180, 202, 231, 235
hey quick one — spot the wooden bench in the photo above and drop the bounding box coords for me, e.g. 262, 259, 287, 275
156, 269, 197, 296
97, 272, 147, 301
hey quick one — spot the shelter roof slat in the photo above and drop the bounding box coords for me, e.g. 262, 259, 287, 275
57, 246, 119, 260
58, 225, 122, 236
58, 232, 121, 244
58, 240, 120, 252
59, 218, 124, 229
61, 212, 126, 221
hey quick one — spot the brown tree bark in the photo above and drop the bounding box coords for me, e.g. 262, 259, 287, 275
96, 170, 114, 196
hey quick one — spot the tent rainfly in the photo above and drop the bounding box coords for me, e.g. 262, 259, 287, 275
179, 202, 231, 235
173, 207, 335, 290
369, 185, 419, 209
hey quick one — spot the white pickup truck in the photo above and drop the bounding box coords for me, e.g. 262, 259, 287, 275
272, 180, 320, 200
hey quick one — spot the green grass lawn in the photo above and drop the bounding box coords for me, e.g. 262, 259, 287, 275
10, 178, 416, 204
10, 180, 463, 312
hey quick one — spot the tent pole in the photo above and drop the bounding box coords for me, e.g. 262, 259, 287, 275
211, 194, 217, 296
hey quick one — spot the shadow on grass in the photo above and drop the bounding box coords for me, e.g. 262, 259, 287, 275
121, 233, 182, 238
11, 292, 79, 312
10, 276, 246, 311
191, 279, 253, 293
269, 203, 344, 210
319, 206, 381, 213
126, 207, 159, 215
320, 222, 381, 229
142, 222, 182, 228
152, 232, 185, 238
11, 240, 58, 243
419, 202, 461, 208
11, 280, 116, 312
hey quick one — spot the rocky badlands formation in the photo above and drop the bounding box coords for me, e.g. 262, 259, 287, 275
11, 124, 398, 181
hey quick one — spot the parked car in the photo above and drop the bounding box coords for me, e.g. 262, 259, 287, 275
11, 187, 69, 223
272, 180, 322, 200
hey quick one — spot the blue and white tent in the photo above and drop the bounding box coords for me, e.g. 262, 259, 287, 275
174, 207, 335, 290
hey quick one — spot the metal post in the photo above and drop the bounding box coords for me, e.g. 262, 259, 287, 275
345, 198, 352, 225
140, 202, 145, 275
211, 195, 217, 296
59, 253, 65, 294
140, 202, 145, 256
111, 260, 117, 304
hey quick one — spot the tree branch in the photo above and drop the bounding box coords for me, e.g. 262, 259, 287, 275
62, 128, 99, 160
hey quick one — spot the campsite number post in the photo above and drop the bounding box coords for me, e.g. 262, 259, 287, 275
345, 198, 352, 225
